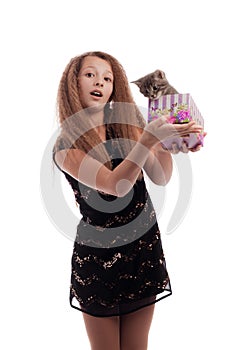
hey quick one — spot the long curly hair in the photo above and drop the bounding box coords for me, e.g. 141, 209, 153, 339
53, 51, 146, 169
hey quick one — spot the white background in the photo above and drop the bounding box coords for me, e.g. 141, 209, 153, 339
1, 0, 232, 349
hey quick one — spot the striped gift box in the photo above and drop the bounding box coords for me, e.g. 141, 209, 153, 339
148, 93, 204, 149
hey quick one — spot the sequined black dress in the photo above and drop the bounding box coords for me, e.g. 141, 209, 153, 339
53, 127, 172, 317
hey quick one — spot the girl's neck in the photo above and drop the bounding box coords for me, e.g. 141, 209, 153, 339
88, 109, 106, 143
87, 108, 105, 128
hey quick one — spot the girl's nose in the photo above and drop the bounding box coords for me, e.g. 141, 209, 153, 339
95, 81, 104, 87
94, 75, 104, 87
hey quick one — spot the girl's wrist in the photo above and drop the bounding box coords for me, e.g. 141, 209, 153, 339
153, 142, 169, 154
140, 130, 159, 149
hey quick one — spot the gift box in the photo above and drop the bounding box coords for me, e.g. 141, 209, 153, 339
148, 93, 204, 149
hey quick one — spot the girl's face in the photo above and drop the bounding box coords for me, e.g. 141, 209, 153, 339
78, 56, 114, 111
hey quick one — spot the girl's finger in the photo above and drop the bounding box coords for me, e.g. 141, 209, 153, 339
181, 141, 189, 153
170, 142, 179, 154
182, 123, 203, 135
190, 144, 202, 152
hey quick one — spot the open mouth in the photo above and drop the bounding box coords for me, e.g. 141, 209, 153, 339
90, 90, 103, 97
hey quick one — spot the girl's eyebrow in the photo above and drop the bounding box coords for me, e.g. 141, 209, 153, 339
82, 65, 113, 75
82, 65, 96, 70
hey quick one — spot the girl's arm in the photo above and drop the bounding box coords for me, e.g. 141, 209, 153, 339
54, 118, 202, 197
54, 139, 151, 198
143, 142, 173, 186
143, 131, 207, 185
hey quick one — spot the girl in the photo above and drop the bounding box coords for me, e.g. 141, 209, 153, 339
53, 51, 203, 350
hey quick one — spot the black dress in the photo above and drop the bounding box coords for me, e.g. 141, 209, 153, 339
53, 126, 172, 317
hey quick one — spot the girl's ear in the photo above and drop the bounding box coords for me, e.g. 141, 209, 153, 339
131, 79, 142, 88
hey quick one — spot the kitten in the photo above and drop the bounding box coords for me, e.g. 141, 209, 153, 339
132, 70, 178, 100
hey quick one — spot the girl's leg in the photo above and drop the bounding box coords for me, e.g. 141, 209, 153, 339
120, 304, 155, 350
82, 313, 120, 350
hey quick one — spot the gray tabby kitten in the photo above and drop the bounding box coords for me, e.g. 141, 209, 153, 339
132, 70, 178, 100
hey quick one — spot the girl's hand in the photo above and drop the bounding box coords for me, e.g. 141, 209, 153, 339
189, 131, 207, 152
142, 116, 203, 149
167, 131, 207, 154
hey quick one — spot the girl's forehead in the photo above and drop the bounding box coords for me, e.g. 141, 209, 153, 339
81, 56, 113, 73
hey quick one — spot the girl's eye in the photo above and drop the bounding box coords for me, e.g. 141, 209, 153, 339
104, 77, 112, 82
85, 73, 94, 78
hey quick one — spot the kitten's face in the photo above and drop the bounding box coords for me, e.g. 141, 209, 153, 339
132, 70, 168, 99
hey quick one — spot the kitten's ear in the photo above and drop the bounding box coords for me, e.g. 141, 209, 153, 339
154, 70, 166, 79
131, 79, 142, 88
